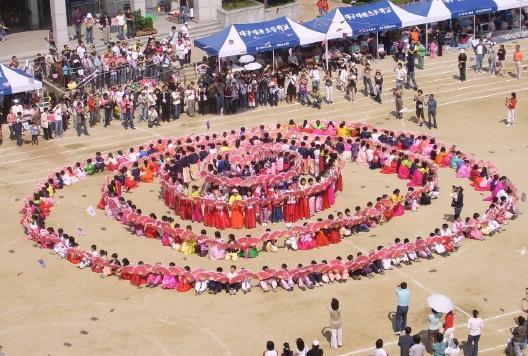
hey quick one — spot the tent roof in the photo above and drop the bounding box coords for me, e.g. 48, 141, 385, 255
304, 9, 354, 40
339, 0, 426, 34
403, 0, 452, 23
0, 63, 42, 95
194, 16, 325, 58
442, 0, 497, 18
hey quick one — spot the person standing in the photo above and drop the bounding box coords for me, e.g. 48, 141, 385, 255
510, 316, 527, 356
363, 64, 375, 97
72, 7, 83, 40
374, 339, 388, 356
398, 327, 413, 356
409, 335, 426, 356
328, 298, 343, 350
263, 341, 279, 356
324, 71, 334, 104
473, 39, 485, 73
487, 41, 496, 75
125, 9, 135, 39
40, 107, 52, 141
84, 13, 94, 44
393, 85, 404, 120
414, 89, 425, 127
394, 62, 406, 88
466, 309, 483, 356
306, 340, 323, 356
374, 69, 383, 104
451, 186, 464, 217
497, 44, 506, 76
395, 282, 410, 334
513, 45, 524, 80
427, 94, 437, 129
100, 13, 111, 44
13, 113, 23, 146
506, 92, 517, 127
428, 309, 442, 347
458, 49, 467, 82
116, 11, 125, 40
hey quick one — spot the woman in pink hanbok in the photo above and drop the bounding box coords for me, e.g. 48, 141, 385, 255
356, 143, 368, 164
161, 263, 179, 289
208, 232, 226, 260
456, 160, 471, 178
465, 215, 484, 240
297, 229, 316, 250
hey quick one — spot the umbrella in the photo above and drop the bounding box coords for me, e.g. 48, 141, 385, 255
244, 62, 262, 71
239, 55, 255, 64
231, 65, 245, 73
427, 294, 454, 313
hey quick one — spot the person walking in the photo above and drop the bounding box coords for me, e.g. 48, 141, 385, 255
328, 298, 343, 350
398, 327, 413, 356
40, 107, 52, 141
506, 92, 517, 127
406, 46, 418, 90
394, 62, 406, 88
466, 309, 483, 356
427, 94, 437, 129
395, 282, 410, 334
513, 45, 524, 80
458, 49, 467, 82
374, 69, 383, 104
363, 64, 375, 97
393, 85, 404, 120
487, 41, 496, 75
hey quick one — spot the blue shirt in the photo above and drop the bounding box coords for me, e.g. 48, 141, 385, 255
396, 287, 410, 307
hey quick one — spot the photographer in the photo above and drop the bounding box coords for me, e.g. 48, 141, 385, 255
450, 186, 464, 217
509, 316, 527, 355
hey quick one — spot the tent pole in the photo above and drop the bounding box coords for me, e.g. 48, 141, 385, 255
520, 2, 523, 39
325, 40, 329, 71
473, 15, 476, 38
272, 50, 275, 71
425, 23, 428, 55
376, 31, 379, 59
218, 56, 221, 73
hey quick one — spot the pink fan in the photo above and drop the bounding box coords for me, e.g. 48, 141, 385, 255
213, 273, 229, 283
152, 266, 171, 275
274, 270, 289, 280
258, 271, 273, 280
229, 274, 246, 284
169, 266, 184, 275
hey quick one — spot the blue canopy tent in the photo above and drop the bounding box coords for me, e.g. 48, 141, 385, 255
0, 63, 42, 96
441, 0, 497, 18
304, 8, 354, 40
403, 0, 453, 49
339, 0, 426, 34
194, 16, 326, 63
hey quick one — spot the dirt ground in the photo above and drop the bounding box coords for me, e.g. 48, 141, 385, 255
1, 39, 528, 356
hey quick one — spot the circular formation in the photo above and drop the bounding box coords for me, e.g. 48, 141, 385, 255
20, 120, 520, 295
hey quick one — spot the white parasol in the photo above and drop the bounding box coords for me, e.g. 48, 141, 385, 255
427, 294, 454, 313
244, 62, 262, 71
239, 55, 255, 64
231, 65, 244, 72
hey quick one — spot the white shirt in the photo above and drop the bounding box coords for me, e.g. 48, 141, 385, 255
116, 14, 125, 26
373, 348, 388, 356
446, 347, 460, 356
309, 69, 320, 81
467, 317, 483, 336
395, 68, 406, 80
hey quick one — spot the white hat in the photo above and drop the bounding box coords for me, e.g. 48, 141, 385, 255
13, 99, 19, 103
312, 340, 320, 347
232, 188, 238, 193
460, 48, 465, 53
87, 13, 93, 19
